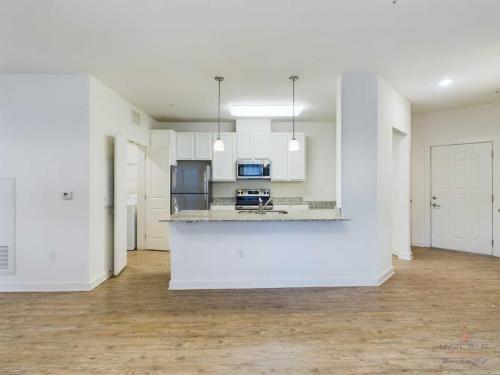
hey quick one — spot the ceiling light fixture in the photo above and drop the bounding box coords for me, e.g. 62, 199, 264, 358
438, 79, 454, 87
230, 105, 303, 117
288, 75, 300, 152
213, 76, 225, 152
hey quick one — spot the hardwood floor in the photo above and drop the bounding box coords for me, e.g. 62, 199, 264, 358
1, 248, 499, 375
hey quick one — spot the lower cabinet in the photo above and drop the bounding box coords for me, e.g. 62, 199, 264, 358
212, 133, 237, 181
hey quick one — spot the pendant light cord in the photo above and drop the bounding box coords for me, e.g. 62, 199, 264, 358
217, 79, 221, 138
292, 77, 295, 138
214, 76, 224, 139
289, 75, 299, 139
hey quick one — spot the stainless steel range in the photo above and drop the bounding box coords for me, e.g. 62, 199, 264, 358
235, 189, 273, 211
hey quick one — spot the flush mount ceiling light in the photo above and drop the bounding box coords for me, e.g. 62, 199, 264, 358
438, 79, 454, 87
230, 105, 304, 117
213, 76, 225, 152
288, 75, 300, 152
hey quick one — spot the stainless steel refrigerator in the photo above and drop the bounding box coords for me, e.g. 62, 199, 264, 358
171, 161, 212, 213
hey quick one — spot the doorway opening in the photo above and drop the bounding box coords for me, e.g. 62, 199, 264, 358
430, 142, 493, 255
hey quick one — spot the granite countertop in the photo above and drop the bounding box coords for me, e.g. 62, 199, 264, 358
161, 209, 348, 223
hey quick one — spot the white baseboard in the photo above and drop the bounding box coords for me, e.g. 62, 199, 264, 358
398, 252, 413, 261
376, 267, 395, 285
0, 270, 112, 292
0, 282, 90, 292
170, 269, 395, 290
89, 270, 113, 290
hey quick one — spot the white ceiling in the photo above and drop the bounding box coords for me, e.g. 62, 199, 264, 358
2, 0, 500, 121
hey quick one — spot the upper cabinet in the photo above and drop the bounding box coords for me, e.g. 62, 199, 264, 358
176, 132, 213, 160
236, 134, 272, 159
160, 129, 305, 181
211, 133, 237, 181
270, 132, 306, 181
287, 133, 306, 181
270, 133, 289, 181
150, 129, 177, 166
194, 133, 213, 159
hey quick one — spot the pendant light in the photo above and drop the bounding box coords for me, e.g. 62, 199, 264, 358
288, 75, 300, 151
213, 76, 225, 152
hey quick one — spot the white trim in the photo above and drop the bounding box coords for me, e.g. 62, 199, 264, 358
0, 282, 90, 292
170, 269, 395, 290
89, 270, 113, 290
377, 267, 395, 285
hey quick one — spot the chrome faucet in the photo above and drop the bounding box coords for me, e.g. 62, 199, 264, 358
258, 197, 272, 214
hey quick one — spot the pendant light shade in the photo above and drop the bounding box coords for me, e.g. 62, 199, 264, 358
288, 137, 300, 151
214, 76, 224, 152
213, 137, 224, 151
288, 75, 300, 151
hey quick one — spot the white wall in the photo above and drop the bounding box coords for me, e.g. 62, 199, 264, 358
412, 102, 500, 257
88, 77, 155, 286
378, 77, 412, 262
127, 143, 139, 195
0, 74, 91, 291
157, 121, 336, 201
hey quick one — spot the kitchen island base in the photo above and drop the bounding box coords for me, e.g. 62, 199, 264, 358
167, 214, 394, 290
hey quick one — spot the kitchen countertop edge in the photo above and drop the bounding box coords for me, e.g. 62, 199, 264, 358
160, 209, 349, 223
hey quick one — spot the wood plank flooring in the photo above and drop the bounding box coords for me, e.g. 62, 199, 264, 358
1, 247, 499, 374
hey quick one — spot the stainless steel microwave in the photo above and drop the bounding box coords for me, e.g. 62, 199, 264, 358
236, 159, 271, 180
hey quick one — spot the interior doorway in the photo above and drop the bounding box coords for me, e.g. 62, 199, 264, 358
430, 142, 493, 255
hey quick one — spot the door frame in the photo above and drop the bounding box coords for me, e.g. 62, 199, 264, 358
425, 138, 494, 253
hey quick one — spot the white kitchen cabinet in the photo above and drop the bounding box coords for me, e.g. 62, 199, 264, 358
195, 133, 212, 160
150, 129, 177, 166
270, 133, 289, 181
236, 134, 253, 159
288, 133, 306, 180
176, 132, 213, 160
212, 133, 237, 181
176, 133, 194, 160
237, 134, 272, 159
253, 135, 272, 158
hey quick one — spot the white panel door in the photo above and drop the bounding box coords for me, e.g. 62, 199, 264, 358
0, 178, 15, 274
288, 133, 306, 181
146, 148, 170, 250
253, 135, 272, 159
431, 142, 493, 254
114, 133, 128, 276
176, 133, 194, 160
212, 133, 236, 181
270, 133, 289, 181
237, 134, 253, 159
194, 133, 213, 160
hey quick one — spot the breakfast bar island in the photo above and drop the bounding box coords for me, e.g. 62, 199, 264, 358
162, 209, 395, 290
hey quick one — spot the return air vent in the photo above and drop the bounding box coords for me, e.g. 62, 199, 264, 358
0, 246, 9, 271
131, 110, 141, 126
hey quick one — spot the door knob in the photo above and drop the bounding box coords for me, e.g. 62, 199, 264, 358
432, 203, 440, 208
432, 196, 437, 200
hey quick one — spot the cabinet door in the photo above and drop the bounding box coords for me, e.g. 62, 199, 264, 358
288, 133, 306, 180
176, 133, 194, 160
253, 135, 272, 159
270, 133, 289, 181
212, 133, 236, 181
195, 133, 213, 160
237, 134, 253, 159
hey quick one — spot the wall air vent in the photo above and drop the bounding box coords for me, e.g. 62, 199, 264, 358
0, 246, 9, 270
131, 110, 141, 126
